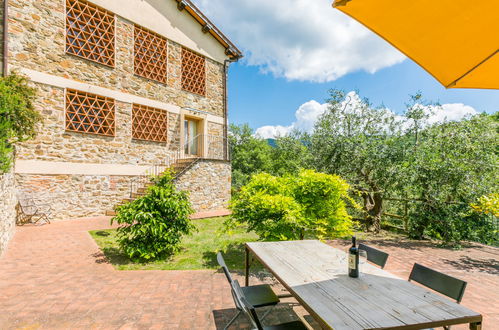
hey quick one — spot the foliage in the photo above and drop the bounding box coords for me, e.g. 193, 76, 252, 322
228, 172, 304, 240
227, 170, 354, 241
270, 131, 313, 176
229, 124, 314, 191
229, 123, 272, 190
290, 169, 356, 239
311, 90, 408, 232
91, 217, 259, 270
0, 73, 41, 173
111, 171, 195, 260
230, 90, 498, 245
404, 114, 498, 243
471, 193, 499, 217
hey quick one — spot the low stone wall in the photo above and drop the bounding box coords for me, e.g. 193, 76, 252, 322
14, 160, 231, 220
15, 174, 132, 220
0, 170, 17, 257
175, 159, 231, 212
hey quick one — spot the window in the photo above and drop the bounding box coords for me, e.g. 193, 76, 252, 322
66, 0, 115, 67
132, 104, 168, 142
181, 47, 206, 96
134, 25, 168, 83
65, 89, 115, 136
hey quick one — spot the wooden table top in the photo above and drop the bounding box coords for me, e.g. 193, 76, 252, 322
246, 240, 482, 330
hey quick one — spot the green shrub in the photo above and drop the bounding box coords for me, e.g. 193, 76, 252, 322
291, 169, 355, 239
111, 171, 195, 260
0, 73, 41, 173
227, 170, 354, 241
407, 202, 498, 246
471, 193, 499, 217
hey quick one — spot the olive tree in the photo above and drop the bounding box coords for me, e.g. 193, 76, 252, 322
311, 90, 407, 232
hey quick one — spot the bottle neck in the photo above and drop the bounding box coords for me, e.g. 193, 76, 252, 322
351, 236, 356, 247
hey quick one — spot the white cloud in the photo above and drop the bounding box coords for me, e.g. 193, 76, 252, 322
255, 125, 291, 139
255, 100, 328, 138
255, 92, 479, 138
194, 0, 405, 82
427, 103, 478, 125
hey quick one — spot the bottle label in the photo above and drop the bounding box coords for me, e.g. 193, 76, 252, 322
349, 254, 356, 270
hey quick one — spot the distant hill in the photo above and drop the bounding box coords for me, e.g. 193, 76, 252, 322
266, 138, 276, 147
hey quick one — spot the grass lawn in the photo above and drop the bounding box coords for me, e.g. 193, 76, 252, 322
89, 216, 259, 270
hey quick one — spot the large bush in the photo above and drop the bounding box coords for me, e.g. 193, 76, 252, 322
111, 172, 195, 260
404, 114, 498, 244
227, 170, 354, 240
0, 73, 41, 173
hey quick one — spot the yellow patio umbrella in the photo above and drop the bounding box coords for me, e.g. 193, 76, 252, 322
332, 0, 499, 89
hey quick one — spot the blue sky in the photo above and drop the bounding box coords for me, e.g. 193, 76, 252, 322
195, 0, 499, 136
228, 59, 499, 130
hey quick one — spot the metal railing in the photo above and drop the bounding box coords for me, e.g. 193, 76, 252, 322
129, 134, 229, 198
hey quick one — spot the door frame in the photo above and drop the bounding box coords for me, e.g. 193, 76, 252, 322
179, 109, 208, 158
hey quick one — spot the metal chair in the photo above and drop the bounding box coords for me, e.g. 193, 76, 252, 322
217, 252, 279, 329
358, 243, 389, 269
408, 263, 467, 330
233, 280, 308, 330
16, 194, 52, 225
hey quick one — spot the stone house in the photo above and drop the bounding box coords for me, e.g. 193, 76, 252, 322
1, 0, 242, 220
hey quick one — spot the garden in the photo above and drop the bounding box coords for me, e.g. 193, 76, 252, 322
87, 90, 497, 273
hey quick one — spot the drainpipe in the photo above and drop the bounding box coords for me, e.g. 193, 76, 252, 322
2, 0, 8, 76
223, 57, 238, 161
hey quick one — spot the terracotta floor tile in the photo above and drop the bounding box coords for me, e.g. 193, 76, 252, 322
0, 217, 497, 329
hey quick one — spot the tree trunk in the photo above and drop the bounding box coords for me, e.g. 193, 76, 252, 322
361, 191, 383, 233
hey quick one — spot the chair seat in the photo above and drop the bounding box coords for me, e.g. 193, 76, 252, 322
241, 284, 280, 308
263, 320, 308, 330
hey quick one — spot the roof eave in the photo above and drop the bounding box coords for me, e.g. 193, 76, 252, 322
175, 0, 243, 61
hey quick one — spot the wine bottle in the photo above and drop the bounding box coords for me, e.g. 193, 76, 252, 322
348, 236, 359, 278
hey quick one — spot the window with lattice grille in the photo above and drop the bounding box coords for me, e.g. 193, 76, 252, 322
65, 89, 115, 136
132, 104, 168, 142
66, 0, 115, 67
181, 47, 206, 96
134, 25, 168, 83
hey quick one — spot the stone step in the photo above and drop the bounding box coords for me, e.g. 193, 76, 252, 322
176, 158, 195, 164
105, 210, 116, 216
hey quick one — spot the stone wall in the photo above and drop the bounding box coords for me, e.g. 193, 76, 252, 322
0, 169, 17, 257
15, 160, 231, 220
0, 0, 4, 76
175, 159, 231, 212
7, 0, 225, 117
15, 83, 181, 165
15, 173, 131, 220
7, 0, 232, 219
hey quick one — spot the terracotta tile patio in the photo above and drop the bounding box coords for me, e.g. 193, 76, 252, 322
0, 217, 497, 329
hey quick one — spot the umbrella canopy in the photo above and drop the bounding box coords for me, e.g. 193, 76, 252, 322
333, 0, 499, 89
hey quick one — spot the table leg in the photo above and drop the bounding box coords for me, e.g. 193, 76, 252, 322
470, 322, 482, 330
245, 246, 250, 286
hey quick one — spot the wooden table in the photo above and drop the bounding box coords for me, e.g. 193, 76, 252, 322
245, 240, 482, 330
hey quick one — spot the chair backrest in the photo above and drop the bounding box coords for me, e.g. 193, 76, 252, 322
409, 263, 467, 303
217, 252, 233, 283
16, 194, 37, 214
358, 243, 389, 269
234, 281, 264, 330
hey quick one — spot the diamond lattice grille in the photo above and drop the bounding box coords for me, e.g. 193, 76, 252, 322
134, 25, 168, 83
66, 0, 115, 67
181, 47, 206, 96
132, 104, 168, 142
66, 89, 115, 136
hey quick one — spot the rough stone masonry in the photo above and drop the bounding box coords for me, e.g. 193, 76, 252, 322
0, 169, 16, 257
5, 0, 233, 220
